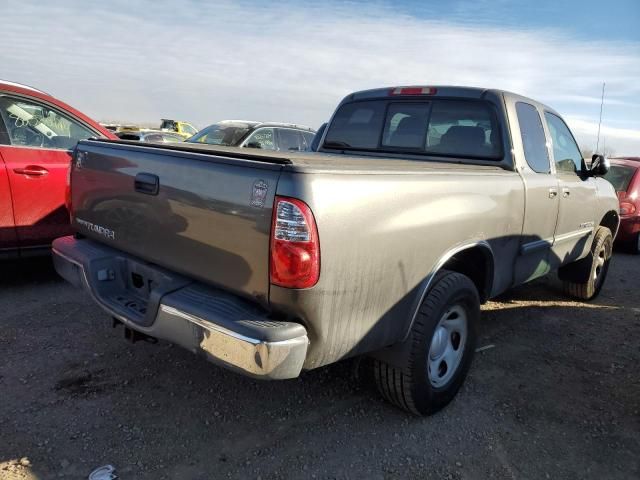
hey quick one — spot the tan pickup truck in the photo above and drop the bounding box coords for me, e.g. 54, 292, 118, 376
53, 86, 618, 415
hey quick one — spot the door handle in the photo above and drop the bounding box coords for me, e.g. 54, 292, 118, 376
562, 188, 571, 198
13, 165, 49, 177
548, 188, 558, 198
134, 172, 159, 195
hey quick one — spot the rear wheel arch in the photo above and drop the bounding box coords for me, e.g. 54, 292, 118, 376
438, 244, 495, 303
402, 242, 494, 342
600, 210, 619, 238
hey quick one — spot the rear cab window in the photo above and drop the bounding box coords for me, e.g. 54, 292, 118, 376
323, 98, 503, 160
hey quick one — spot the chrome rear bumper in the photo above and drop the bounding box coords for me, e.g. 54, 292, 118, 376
52, 236, 308, 380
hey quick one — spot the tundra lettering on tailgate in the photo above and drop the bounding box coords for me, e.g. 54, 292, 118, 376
76, 218, 116, 240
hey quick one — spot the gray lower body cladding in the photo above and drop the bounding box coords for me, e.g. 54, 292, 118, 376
52, 236, 308, 380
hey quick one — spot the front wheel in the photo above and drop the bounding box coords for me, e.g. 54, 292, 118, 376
373, 270, 479, 415
559, 226, 613, 300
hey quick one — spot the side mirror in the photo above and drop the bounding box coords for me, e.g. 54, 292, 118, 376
246, 141, 262, 149
589, 154, 610, 176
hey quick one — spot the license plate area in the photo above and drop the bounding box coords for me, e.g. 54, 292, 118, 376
88, 255, 190, 327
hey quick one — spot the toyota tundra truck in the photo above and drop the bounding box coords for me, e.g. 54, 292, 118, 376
53, 86, 619, 415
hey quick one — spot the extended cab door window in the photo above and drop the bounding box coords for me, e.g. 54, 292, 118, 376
516, 102, 550, 173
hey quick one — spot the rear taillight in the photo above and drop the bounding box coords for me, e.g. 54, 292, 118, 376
270, 196, 320, 289
620, 201, 636, 216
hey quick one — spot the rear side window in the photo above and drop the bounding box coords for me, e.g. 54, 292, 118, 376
516, 102, 550, 173
603, 165, 637, 192
244, 128, 276, 150
324, 99, 502, 160
277, 129, 305, 151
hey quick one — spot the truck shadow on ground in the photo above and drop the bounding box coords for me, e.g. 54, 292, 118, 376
0, 256, 61, 288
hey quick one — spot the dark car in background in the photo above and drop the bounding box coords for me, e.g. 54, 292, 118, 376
187, 120, 315, 151
116, 130, 184, 143
604, 157, 640, 253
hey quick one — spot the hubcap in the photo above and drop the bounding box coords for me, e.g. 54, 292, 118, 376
428, 305, 468, 388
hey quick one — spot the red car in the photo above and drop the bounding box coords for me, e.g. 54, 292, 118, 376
0, 80, 116, 258
604, 157, 640, 254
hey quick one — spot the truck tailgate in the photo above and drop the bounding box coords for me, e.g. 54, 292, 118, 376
71, 140, 284, 303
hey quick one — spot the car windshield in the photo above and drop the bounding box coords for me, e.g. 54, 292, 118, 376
603, 165, 637, 192
186, 123, 252, 146
323, 99, 503, 160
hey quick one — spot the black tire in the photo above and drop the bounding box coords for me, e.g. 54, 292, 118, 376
559, 226, 613, 300
373, 270, 479, 416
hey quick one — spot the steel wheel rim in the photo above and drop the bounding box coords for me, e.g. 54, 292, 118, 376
428, 304, 468, 388
593, 245, 607, 284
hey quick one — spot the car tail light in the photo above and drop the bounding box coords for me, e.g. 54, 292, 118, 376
270, 196, 320, 288
620, 201, 636, 216
389, 86, 438, 96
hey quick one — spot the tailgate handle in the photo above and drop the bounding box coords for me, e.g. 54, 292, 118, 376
134, 173, 159, 195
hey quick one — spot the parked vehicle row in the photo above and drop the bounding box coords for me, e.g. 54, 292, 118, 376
53, 85, 619, 415
0, 81, 320, 257
187, 120, 316, 151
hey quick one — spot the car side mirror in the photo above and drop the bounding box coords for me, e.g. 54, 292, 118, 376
246, 142, 262, 149
589, 154, 610, 176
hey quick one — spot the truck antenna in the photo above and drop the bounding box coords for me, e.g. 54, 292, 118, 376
595, 81, 605, 153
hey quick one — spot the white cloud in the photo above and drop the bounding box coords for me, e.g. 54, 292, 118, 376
2, 0, 639, 154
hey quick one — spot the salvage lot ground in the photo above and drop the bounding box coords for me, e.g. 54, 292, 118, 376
1, 254, 638, 480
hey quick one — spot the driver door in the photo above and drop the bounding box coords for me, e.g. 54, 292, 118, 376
0, 94, 95, 249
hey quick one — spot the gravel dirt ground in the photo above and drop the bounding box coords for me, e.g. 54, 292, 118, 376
1, 253, 638, 480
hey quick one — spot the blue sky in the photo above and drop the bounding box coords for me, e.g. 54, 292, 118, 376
2, 0, 639, 154
394, 0, 640, 41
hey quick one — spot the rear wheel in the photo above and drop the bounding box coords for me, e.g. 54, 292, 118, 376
373, 270, 479, 415
559, 226, 613, 300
